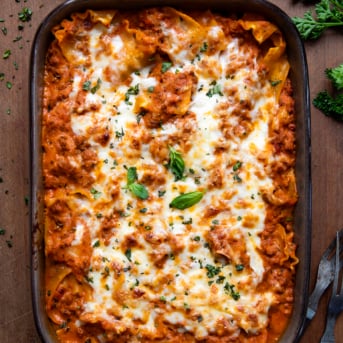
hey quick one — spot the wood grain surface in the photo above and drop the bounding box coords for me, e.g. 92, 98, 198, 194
0, 0, 342, 342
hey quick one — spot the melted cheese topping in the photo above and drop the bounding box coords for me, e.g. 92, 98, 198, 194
69, 28, 274, 338
43, 8, 298, 343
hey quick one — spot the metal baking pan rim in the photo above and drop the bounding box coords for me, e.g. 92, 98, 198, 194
30, 1, 311, 342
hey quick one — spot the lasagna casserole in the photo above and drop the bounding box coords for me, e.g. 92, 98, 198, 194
42, 7, 298, 343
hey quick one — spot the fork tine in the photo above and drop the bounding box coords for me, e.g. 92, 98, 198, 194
319, 230, 343, 343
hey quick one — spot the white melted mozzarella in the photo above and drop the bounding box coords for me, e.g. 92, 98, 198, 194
67, 23, 279, 339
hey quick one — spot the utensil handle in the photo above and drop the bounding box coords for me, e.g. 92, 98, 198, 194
320, 313, 337, 343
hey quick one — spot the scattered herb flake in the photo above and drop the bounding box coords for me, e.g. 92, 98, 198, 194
200, 41, 208, 53
270, 80, 281, 87
13, 36, 22, 42
125, 84, 139, 103
158, 190, 166, 197
91, 78, 101, 94
206, 83, 223, 97
90, 187, 102, 199
3, 50, 11, 59
161, 62, 172, 73
235, 264, 244, 271
93, 240, 100, 248
18, 7, 33, 22
82, 80, 91, 91
205, 264, 221, 278
232, 161, 242, 171
125, 248, 132, 262
6, 81, 12, 89
224, 282, 240, 300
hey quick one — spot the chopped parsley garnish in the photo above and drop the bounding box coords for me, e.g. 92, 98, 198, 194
235, 264, 244, 271
90, 187, 102, 199
205, 264, 221, 278
139, 208, 148, 213
90, 78, 101, 94
270, 80, 281, 87
233, 173, 242, 183
125, 84, 139, 103
182, 218, 192, 225
3, 50, 11, 59
92, 240, 100, 248
158, 190, 166, 197
199, 41, 208, 53
18, 7, 33, 22
232, 161, 242, 171
125, 248, 132, 262
6, 81, 12, 89
82, 80, 91, 91
0, 228, 5, 235
193, 235, 201, 242
216, 275, 226, 284
85, 275, 94, 283
1, 27, 7, 35
183, 302, 190, 310
206, 82, 223, 97
115, 127, 125, 139
224, 282, 240, 300
161, 62, 172, 73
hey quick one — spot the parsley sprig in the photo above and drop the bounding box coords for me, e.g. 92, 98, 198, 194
293, 0, 343, 40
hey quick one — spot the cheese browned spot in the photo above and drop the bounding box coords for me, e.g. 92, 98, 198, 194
43, 7, 298, 343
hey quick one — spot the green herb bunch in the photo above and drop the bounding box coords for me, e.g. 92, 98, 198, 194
292, 0, 343, 40
293, 1, 343, 121
313, 64, 343, 121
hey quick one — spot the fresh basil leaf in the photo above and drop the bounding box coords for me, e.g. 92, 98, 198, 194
169, 191, 203, 210
127, 167, 138, 185
168, 146, 185, 181
129, 183, 149, 200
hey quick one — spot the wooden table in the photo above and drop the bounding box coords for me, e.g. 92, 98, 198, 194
0, 0, 342, 342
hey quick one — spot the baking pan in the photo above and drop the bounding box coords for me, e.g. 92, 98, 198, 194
30, 0, 311, 342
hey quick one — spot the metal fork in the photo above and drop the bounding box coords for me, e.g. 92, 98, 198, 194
320, 231, 343, 343
303, 229, 343, 331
